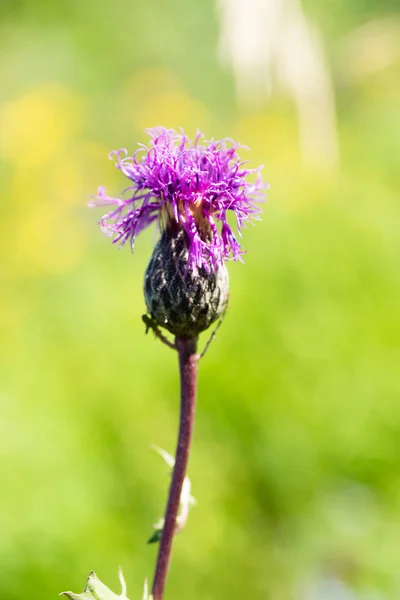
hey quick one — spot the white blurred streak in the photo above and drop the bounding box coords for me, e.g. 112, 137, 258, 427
337, 17, 400, 83
299, 575, 388, 600
299, 576, 357, 600
218, 0, 339, 167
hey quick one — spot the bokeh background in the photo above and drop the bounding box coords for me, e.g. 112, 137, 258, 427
1, 0, 400, 598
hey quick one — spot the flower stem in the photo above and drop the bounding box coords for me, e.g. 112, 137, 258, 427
151, 337, 199, 600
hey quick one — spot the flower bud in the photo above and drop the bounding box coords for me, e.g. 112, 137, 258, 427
144, 230, 229, 339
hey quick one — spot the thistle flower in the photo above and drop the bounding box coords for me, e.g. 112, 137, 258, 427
78, 128, 268, 600
92, 127, 266, 273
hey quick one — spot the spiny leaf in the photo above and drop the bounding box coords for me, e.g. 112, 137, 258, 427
62, 570, 131, 600
148, 446, 196, 543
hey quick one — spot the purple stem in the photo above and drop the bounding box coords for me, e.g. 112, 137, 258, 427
151, 337, 199, 600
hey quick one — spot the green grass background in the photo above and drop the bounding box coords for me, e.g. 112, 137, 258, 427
1, 1, 399, 598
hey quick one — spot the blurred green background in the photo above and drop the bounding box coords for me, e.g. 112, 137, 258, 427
1, 1, 400, 598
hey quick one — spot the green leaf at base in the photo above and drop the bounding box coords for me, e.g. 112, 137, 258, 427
61, 570, 152, 600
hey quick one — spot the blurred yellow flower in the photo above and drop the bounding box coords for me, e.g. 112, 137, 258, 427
0, 84, 94, 278
0, 83, 82, 168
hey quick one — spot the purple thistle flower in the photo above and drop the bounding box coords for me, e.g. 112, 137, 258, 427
91, 127, 267, 272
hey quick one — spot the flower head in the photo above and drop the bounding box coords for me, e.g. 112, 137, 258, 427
92, 127, 267, 272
